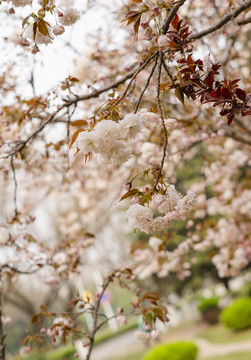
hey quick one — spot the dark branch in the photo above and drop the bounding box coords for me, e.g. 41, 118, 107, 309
189, 0, 251, 40
162, 0, 187, 34
134, 54, 159, 114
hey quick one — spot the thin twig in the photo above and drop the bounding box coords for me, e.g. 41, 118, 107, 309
113, 51, 159, 107
189, 0, 251, 40
1, 109, 63, 159
162, 58, 175, 86
156, 53, 168, 184
237, 16, 251, 25
134, 54, 159, 114
85, 275, 113, 360
10, 155, 18, 216
0, 264, 39, 275
67, 66, 139, 106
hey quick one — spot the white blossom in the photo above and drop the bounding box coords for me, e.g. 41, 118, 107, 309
149, 236, 162, 250
95, 120, 119, 142
119, 114, 143, 139
11, 0, 31, 7
53, 252, 68, 266
127, 204, 153, 230
99, 140, 131, 165
0, 227, 9, 245
116, 315, 127, 326
59, 9, 80, 26
76, 131, 101, 155
175, 190, 196, 215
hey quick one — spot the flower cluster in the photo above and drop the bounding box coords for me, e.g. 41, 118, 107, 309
76, 114, 143, 165
15, 7, 80, 53
132, 236, 193, 280
47, 317, 74, 341
195, 218, 250, 278
127, 185, 196, 234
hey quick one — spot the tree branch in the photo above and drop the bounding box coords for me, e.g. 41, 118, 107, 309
162, 0, 187, 34
189, 0, 251, 40
134, 54, 159, 113
156, 53, 168, 183
223, 126, 251, 146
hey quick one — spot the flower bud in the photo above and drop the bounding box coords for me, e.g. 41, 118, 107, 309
53, 25, 65, 36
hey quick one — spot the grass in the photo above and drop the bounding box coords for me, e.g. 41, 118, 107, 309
198, 323, 251, 344
205, 352, 251, 360
113, 352, 251, 360
111, 351, 145, 360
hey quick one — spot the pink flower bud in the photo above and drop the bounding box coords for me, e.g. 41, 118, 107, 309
74, 353, 79, 358
31, 45, 39, 55
141, 21, 149, 29
53, 25, 65, 36
131, 196, 140, 204
143, 27, 153, 41
58, 11, 63, 17
9, 8, 15, 14
152, 6, 161, 16
123, 183, 131, 191
16, 38, 30, 47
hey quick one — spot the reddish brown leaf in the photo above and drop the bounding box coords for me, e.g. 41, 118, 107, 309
22, 14, 31, 29
186, 55, 194, 71
235, 88, 246, 102
119, 189, 141, 202
221, 88, 232, 100
171, 14, 179, 29
175, 86, 185, 105
71, 120, 88, 126
38, 19, 50, 38
70, 129, 85, 148
33, 22, 37, 42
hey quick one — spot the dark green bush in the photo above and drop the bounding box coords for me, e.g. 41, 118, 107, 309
220, 297, 251, 330
198, 296, 219, 313
142, 341, 198, 360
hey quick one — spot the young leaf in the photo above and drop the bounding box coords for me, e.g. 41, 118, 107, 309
175, 86, 185, 105
171, 14, 179, 30
38, 19, 51, 38
33, 22, 37, 42
22, 14, 31, 29
119, 189, 141, 202
71, 120, 88, 126
70, 129, 85, 148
